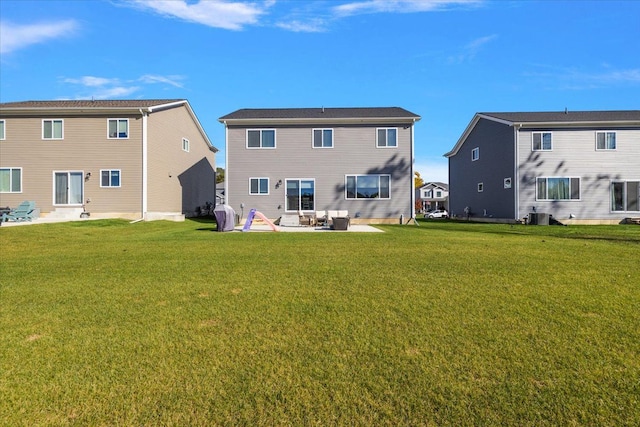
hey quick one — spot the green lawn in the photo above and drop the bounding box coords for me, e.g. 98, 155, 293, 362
1, 220, 639, 426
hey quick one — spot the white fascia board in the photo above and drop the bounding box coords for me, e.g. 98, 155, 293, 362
444, 114, 483, 158
218, 117, 421, 126
515, 119, 640, 128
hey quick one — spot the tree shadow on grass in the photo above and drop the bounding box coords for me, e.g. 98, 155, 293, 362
414, 219, 640, 243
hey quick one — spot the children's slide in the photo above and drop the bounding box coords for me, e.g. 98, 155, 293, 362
242, 208, 278, 232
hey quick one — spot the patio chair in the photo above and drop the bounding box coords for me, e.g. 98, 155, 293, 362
1, 201, 36, 222
315, 210, 327, 226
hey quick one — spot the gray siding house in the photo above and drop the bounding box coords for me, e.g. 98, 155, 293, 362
445, 111, 640, 224
219, 107, 421, 224
0, 100, 217, 221
417, 182, 449, 213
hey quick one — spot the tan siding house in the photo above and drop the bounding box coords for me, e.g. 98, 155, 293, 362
0, 100, 217, 221
219, 107, 421, 224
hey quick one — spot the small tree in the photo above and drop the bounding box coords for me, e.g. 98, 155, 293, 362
414, 171, 424, 188
216, 167, 225, 184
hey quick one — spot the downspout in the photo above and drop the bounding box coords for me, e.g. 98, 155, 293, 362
514, 124, 520, 221
410, 119, 416, 224
224, 121, 229, 208
140, 108, 149, 220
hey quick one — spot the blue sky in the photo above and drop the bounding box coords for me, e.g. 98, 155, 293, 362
1, 0, 639, 183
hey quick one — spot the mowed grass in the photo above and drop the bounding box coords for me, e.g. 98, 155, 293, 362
1, 219, 639, 426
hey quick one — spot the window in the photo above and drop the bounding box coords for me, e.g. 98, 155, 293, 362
0, 167, 22, 192
247, 129, 276, 148
100, 170, 121, 188
477, 182, 483, 192
182, 138, 190, 152
611, 181, 639, 212
377, 128, 397, 148
43, 119, 63, 139
0, 120, 5, 140
108, 119, 129, 139
436, 190, 442, 198
425, 190, 433, 198
345, 175, 390, 199
249, 178, 269, 195
286, 179, 314, 211
596, 131, 616, 150
471, 147, 479, 161
532, 132, 552, 151
313, 129, 333, 148
504, 177, 512, 189
536, 177, 580, 201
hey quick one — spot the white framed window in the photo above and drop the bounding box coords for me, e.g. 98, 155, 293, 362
249, 177, 269, 195
247, 129, 276, 149
286, 179, 315, 211
0, 120, 5, 140
596, 131, 616, 150
100, 170, 121, 188
0, 167, 22, 193
436, 190, 442, 198
536, 177, 580, 201
471, 147, 479, 161
43, 119, 63, 139
611, 181, 639, 212
532, 132, 552, 151
313, 129, 333, 148
182, 138, 190, 152
376, 128, 397, 148
477, 182, 483, 192
107, 119, 129, 139
504, 177, 512, 189
425, 190, 432, 198
345, 174, 390, 199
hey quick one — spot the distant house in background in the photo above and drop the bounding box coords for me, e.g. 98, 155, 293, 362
417, 182, 449, 213
219, 107, 421, 223
0, 99, 218, 221
445, 110, 640, 224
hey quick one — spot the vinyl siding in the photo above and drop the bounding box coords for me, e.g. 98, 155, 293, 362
448, 118, 515, 219
227, 123, 413, 221
147, 106, 216, 215
517, 127, 640, 220
0, 115, 143, 214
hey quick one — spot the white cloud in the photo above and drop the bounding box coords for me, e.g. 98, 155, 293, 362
63, 76, 121, 87
61, 74, 185, 99
524, 64, 640, 89
128, 0, 271, 30
447, 34, 497, 64
333, 0, 481, 17
89, 86, 142, 100
0, 20, 79, 54
139, 74, 185, 88
275, 19, 327, 33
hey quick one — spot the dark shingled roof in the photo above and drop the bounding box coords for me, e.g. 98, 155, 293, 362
480, 110, 640, 123
0, 99, 185, 109
219, 107, 420, 121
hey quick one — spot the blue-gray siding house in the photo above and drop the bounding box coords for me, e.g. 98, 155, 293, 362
445, 111, 640, 224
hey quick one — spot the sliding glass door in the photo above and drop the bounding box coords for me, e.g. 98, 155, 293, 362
54, 171, 83, 205
286, 179, 314, 212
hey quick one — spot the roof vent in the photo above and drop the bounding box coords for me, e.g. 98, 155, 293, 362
322, 106, 325, 113
564, 107, 568, 114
